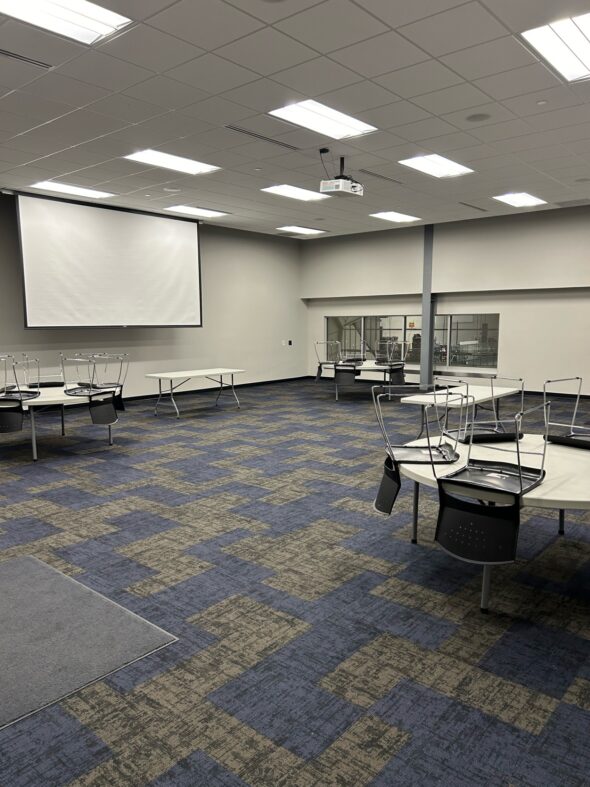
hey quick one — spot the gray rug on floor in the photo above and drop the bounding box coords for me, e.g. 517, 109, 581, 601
0, 556, 176, 729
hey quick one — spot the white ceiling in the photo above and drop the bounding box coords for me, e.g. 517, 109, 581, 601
3, 0, 590, 237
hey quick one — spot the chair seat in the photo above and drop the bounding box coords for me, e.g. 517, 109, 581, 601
444, 459, 545, 496
392, 442, 459, 464
546, 432, 590, 450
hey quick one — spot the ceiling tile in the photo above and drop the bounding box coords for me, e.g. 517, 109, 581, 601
272, 57, 361, 95
395, 116, 458, 141
0, 111, 37, 137
475, 63, 561, 100
57, 52, 153, 91
330, 30, 428, 77
363, 100, 430, 128
352, 0, 469, 28
440, 36, 536, 80
442, 102, 516, 129
98, 23, 203, 72
223, 0, 325, 23
0, 54, 47, 89
89, 93, 165, 123
275, 0, 388, 52
412, 83, 490, 114
525, 105, 590, 132
123, 76, 205, 108
99, 1, 180, 21
215, 28, 316, 76
419, 131, 480, 152
502, 86, 581, 117
181, 96, 257, 124
399, 2, 508, 56
344, 130, 407, 151
166, 54, 257, 93
222, 79, 305, 113
148, 0, 264, 49
318, 81, 397, 113
0, 20, 85, 66
471, 118, 533, 142
21, 74, 110, 107
374, 60, 463, 99
0, 91, 74, 122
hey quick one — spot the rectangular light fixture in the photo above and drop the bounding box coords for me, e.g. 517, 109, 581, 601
492, 192, 547, 207
31, 180, 114, 198
269, 99, 377, 139
522, 14, 590, 82
399, 154, 473, 178
276, 225, 325, 235
370, 211, 421, 223
125, 149, 220, 175
0, 0, 131, 45
165, 205, 227, 218
261, 184, 329, 202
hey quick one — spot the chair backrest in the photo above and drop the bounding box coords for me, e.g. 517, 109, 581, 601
0, 400, 24, 433
543, 376, 588, 437
88, 393, 118, 425
436, 479, 520, 565
374, 455, 401, 514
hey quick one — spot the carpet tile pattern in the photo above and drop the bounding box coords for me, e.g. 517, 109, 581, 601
0, 380, 589, 786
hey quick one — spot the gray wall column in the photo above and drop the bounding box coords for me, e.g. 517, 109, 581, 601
420, 224, 435, 387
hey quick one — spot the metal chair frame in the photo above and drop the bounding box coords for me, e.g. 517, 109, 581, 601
543, 376, 590, 448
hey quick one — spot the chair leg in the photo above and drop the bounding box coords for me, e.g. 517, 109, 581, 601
412, 482, 419, 544
558, 509, 565, 536
480, 565, 492, 613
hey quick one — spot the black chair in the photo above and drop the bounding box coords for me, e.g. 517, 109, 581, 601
436, 479, 520, 613
334, 364, 358, 401
88, 392, 118, 426
374, 455, 401, 514
0, 399, 24, 433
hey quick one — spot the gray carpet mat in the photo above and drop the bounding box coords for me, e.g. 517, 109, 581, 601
0, 556, 176, 729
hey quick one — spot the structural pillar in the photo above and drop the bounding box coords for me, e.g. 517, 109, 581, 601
420, 224, 435, 388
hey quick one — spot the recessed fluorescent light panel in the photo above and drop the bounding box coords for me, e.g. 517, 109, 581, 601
276, 225, 325, 235
261, 185, 329, 202
399, 154, 473, 178
165, 205, 227, 218
125, 150, 220, 175
31, 181, 114, 199
492, 192, 547, 207
0, 0, 131, 44
522, 14, 590, 82
371, 211, 421, 223
269, 100, 377, 139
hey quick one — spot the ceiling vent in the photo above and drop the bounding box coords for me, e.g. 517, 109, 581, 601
458, 201, 488, 212
0, 49, 51, 69
357, 169, 403, 185
224, 125, 300, 151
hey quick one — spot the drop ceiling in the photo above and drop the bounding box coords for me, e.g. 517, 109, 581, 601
3, 0, 590, 237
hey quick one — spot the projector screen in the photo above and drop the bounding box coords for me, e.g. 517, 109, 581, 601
18, 195, 202, 327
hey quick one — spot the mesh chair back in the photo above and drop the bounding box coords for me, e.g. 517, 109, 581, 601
0, 400, 24, 433
436, 480, 520, 565
374, 455, 401, 514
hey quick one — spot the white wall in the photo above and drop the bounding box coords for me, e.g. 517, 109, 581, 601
0, 195, 307, 397
300, 227, 424, 299
434, 209, 590, 293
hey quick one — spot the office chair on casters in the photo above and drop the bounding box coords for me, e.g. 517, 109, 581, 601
432, 401, 550, 613
372, 386, 464, 517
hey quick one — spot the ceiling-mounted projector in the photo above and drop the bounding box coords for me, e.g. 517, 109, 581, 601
319, 151, 364, 197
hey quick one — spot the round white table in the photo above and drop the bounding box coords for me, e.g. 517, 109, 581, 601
399, 434, 590, 543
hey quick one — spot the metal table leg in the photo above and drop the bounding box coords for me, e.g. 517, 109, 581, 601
61, 404, 65, 436
558, 509, 565, 536
169, 379, 180, 418
481, 565, 492, 613
230, 374, 240, 408
30, 408, 38, 462
154, 378, 162, 416
412, 482, 419, 544
108, 424, 113, 446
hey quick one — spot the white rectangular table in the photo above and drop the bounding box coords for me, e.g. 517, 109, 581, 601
145, 368, 244, 417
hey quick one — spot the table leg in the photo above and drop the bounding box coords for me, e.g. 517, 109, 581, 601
480, 565, 491, 614
231, 374, 240, 408
61, 404, 65, 436
170, 379, 180, 419
215, 376, 223, 406
412, 482, 419, 544
558, 509, 565, 536
416, 406, 426, 439
108, 424, 113, 446
30, 408, 37, 462
154, 379, 162, 416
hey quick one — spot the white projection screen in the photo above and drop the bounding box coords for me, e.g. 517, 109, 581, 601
18, 195, 202, 327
